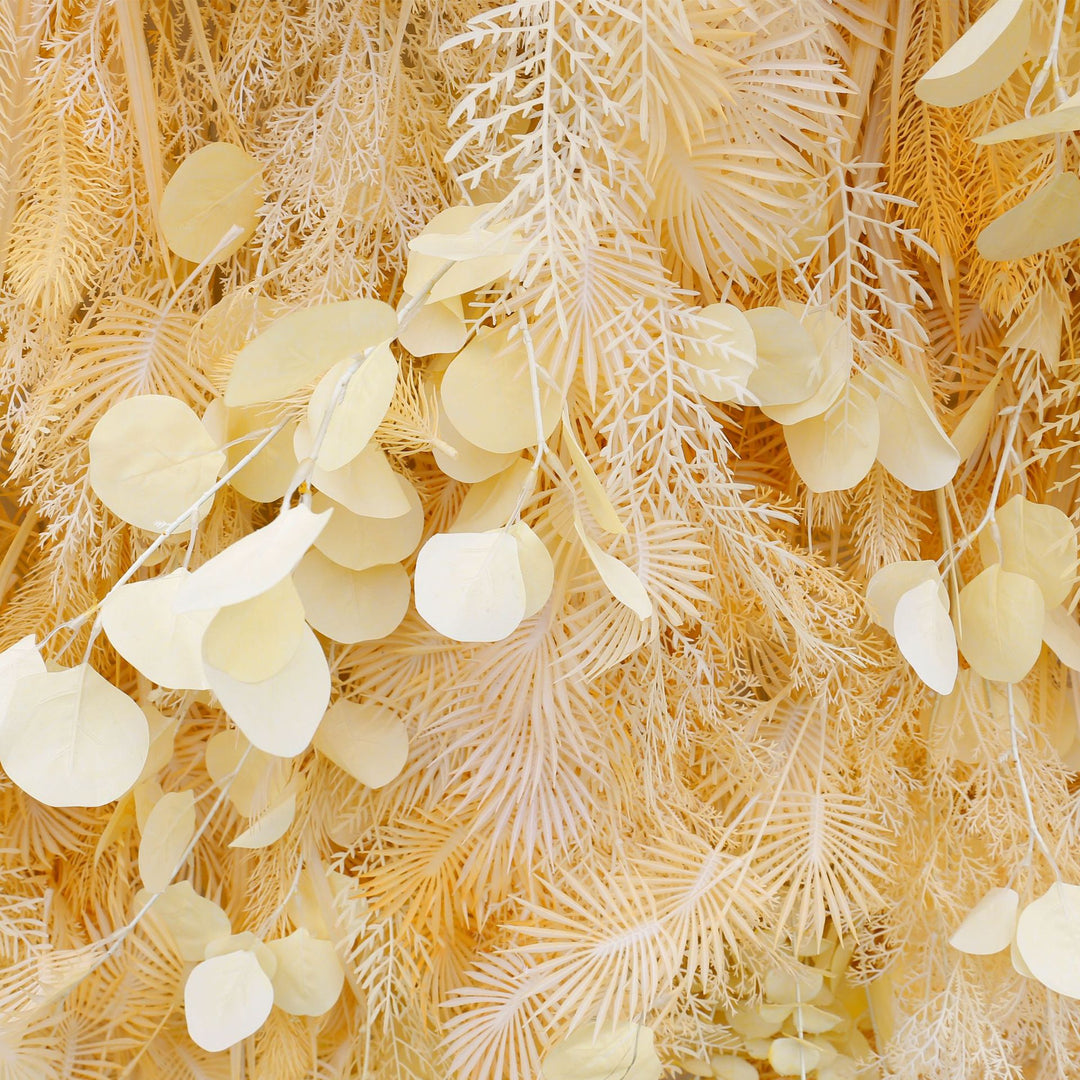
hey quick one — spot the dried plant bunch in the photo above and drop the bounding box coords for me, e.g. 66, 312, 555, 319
2, 1, 1080, 1078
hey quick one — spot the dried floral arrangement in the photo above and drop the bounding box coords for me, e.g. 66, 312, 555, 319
2, 0, 1080, 1078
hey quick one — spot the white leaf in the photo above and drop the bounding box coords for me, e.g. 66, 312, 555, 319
160, 143, 263, 263
225, 300, 398, 407
866, 560, 948, 635
314, 700, 409, 788
575, 520, 652, 620
89, 395, 225, 533
893, 579, 958, 694
1015, 882, 1080, 998
449, 456, 535, 534
202, 577, 306, 683
0, 665, 149, 808
743, 307, 823, 408
542, 1022, 662, 1080
311, 481, 423, 572
958, 564, 1045, 683
175, 504, 331, 612
101, 570, 215, 690
915, 0, 1031, 107
441, 324, 563, 454
139, 790, 196, 894
949, 887, 1019, 955
0, 636, 45, 719
875, 366, 960, 491
203, 932, 277, 979
293, 549, 410, 644
206, 626, 330, 758
229, 790, 297, 849
265, 929, 345, 1017
184, 951, 274, 1052
976, 172, 1080, 262
145, 880, 231, 961
414, 530, 527, 642
303, 345, 399, 472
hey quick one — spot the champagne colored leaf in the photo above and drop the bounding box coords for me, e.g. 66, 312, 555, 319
441, 324, 563, 454
509, 521, 555, 618
449, 456, 535, 533
949, 374, 1002, 461
769, 1037, 822, 1076
229, 790, 297, 849
139, 790, 196, 894
915, 0, 1031, 107
958, 564, 1044, 682
414, 529, 527, 642
204, 730, 290, 818
223, 404, 298, 503
203, 932, 277, 979
978, 494, 1078, 606
160, 143, 263, 263
762, 309, 852, 425
784, 379, 879, 493
763, 968, 824, 1003
710, 1056, 758, 1080
743, 307, 822, 408
147, 881, 231, 962
1044, 605, 1080, 670
682, 303, 757, 403
138, 704, 179, 781
202, 577, 306, 683
542, 1021, 662, 1080
432, 380, 519, 482
314, 700, 409, 788
311, 482, 423, 572
0, 665, 149, 808
175, 504, 332, 612
975, 90, 1080, 143
875, 366, 960, 491
404, 204, 523, 303
206, 626, 330, 757
89, 395, 226, 533
575, 519, 652, 620
563, 425, 625, 534
265, 929, 345, 1017
949, 887, 1019, 955
976, 172, 1080, 262
293, 549, 410, 644
0, 636, 45, 718
302, 345, 399, 472
397, 293, 467, 357
893, 579, 958, 694
310, 444, 411, 519
1015, 882, 1080, 998
225, 300, 398, 407
866, 561, 948, 635
101, 569, 215, 690
184, 950, 274, 1052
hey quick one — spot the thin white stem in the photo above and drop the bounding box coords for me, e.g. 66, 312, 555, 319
1007, 682, 1061, 879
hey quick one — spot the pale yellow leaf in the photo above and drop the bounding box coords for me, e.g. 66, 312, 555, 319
310, 443, 410, 519
204, 730, 290, 818
265, 929, 345, 1017
147, 881, 231, 962
976, 172, 1080, 261
440, 324, 563, 454
743, 307, 822, 408
866, 560, 948, 635
223, 404, 298, 503
893, 579, 958, 694
979, 494, 1078, 605
160, 143, 263, 263
949, 887, 1019, 954
133, 778, 163, 832
509, 521, 555, 618
783, 378, 879, 493
229, 790, 296, 849
175, 504, 331, 612
563, 424, 625, 534
202, 577, 306, 683
138, 704, 179, 781
139, 789, 196, 894
0, 665, 149, 808
205, 625, 330, 757
763, 968, 824, 1003
1001, 287, 1064, 367
449, 456, 535, 533
414, 529, 527, 642
975, 90, 1080, 144
311, 481, 423, 572
0, 636, 45, 717
203, 932, 278, 979
958, 564, 1044, 682
762, 308, 852, 425
314, 700, 409, 788
710, 1055, 758, 1080
225, 300, 398, 407
542, 1022, 662, 1080
184, 951, 274, 1052
293, 549, 410, 644
875, 366, 960, 490
396, 292, 467, 357
769, 1038, 822, 1077
89, 395, 225, 533
949, 374, 1002, 461
1015, 882, 1080, 998
575, 519, 652, 620
682, 303, 757, 404
1043, 605, 1080, 670
915, 0, 1030, 107
432, 378, 520, 482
